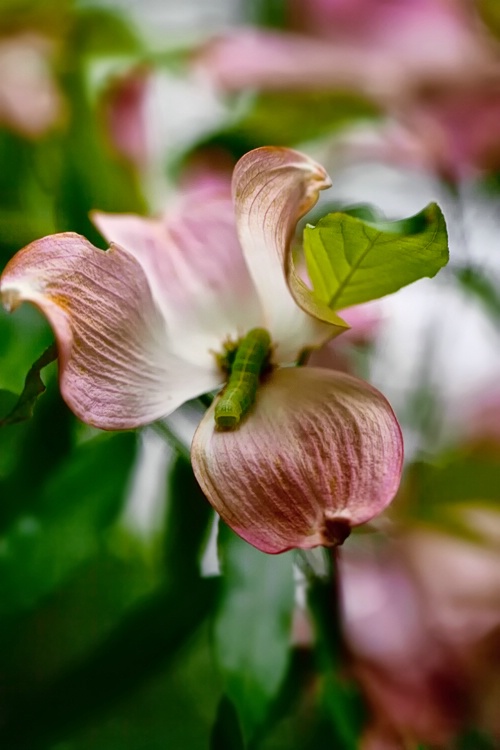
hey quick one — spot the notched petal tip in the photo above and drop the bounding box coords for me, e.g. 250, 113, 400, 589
192, 367, 403, 554
1, 232, 219, 430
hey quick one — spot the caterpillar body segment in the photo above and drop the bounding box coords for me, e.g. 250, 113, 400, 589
215, 328, 271, 430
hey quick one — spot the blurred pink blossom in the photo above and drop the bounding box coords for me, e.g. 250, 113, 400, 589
196, 0, 500, 178
104, 68, 152, 167
337, 81, 500, 180
0, 33, 63, 138
308, 301, 382, 372
340, 510, 500, 746
461, 386, 500, 446
197, 0, 492, 102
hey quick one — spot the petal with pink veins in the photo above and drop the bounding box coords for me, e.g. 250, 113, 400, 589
232, 147, 348, 362
0, 233, 222, 430
191, 366, 403, 553
92, 183, 263, 369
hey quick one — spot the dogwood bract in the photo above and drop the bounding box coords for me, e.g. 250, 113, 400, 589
0, 147, 403, 553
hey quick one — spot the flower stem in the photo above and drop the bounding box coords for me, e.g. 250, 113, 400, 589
306, 548, 365, 747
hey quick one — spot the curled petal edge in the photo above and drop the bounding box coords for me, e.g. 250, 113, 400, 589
1, 232, 221, 430
232, 146, 349, 362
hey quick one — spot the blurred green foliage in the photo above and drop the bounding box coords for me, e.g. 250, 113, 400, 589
215, 523, 295, 742
0, 0, 499, 748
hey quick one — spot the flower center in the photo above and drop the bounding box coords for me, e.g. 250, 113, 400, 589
214, 328, 272, 430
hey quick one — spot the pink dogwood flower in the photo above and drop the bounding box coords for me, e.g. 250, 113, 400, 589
0, 32, 64, 138
0, 147, 403, 553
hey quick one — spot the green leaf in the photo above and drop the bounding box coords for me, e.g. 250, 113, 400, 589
0, 391, 29, 479
0, 390, 17, 416
303, 202, 449, 310
0, 305, 53, 394
0, 380, 73, 529
214, 524, 295, 742
235, 91, 378, 147
0, 432, 136, 615
162, 454, 214, 585
0, 343, 57, 428
455, 265, 500, 321
476, 0, 500, 40
210, 695, 245, 750
190, 91, 378, 165
456, 726, 498, 750
401, 451, 500, 535
248, 0, 287, 27
0, 577, 218, 749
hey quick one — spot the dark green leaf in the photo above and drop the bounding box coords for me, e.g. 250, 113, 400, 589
246, 0, 287, 28
455, 265, 500, 322
0, 577, 218, 750
0, 380, 73, 530
0, 343, 57, 428
303, 203, 449, 310
0, 390, 17, 416
214, 524, 295, 742
191, 91, 378, 163
0, 391, 26, 480
210, 695, 245, 750
0, 432, 136, 615
235, 91, 378, 148
401, 452, 500, 533
307, 577, 365, 749
455, 726, 498, 750
162, 454, 214, 584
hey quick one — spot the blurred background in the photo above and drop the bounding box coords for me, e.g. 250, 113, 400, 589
0, 1, 500, 748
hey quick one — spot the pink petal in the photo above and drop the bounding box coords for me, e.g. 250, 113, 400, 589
404, 87, 500, 180
199, 3, 484, 100
104, 68, 151, 167
1, 233, 221, 429
291, 0, 478, 74
198, 29, 393, 95
339, 524, 495, 746
0, 33, 64, 138
191, 367, 403, 553
232, 147, 348, 362
178, 147, 236, 194
92, 182, 263, 369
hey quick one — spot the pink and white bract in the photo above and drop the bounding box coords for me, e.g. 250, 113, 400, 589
0, 146, 403, 553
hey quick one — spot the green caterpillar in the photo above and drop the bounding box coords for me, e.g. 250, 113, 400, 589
215, 328, 271, 430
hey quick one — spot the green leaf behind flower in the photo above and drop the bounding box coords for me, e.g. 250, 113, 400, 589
214, 524, 295, 742
189, 91, 379, 167
0, 432, 136, 616
303, 202, 449, 311
0, 343, 57, 428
